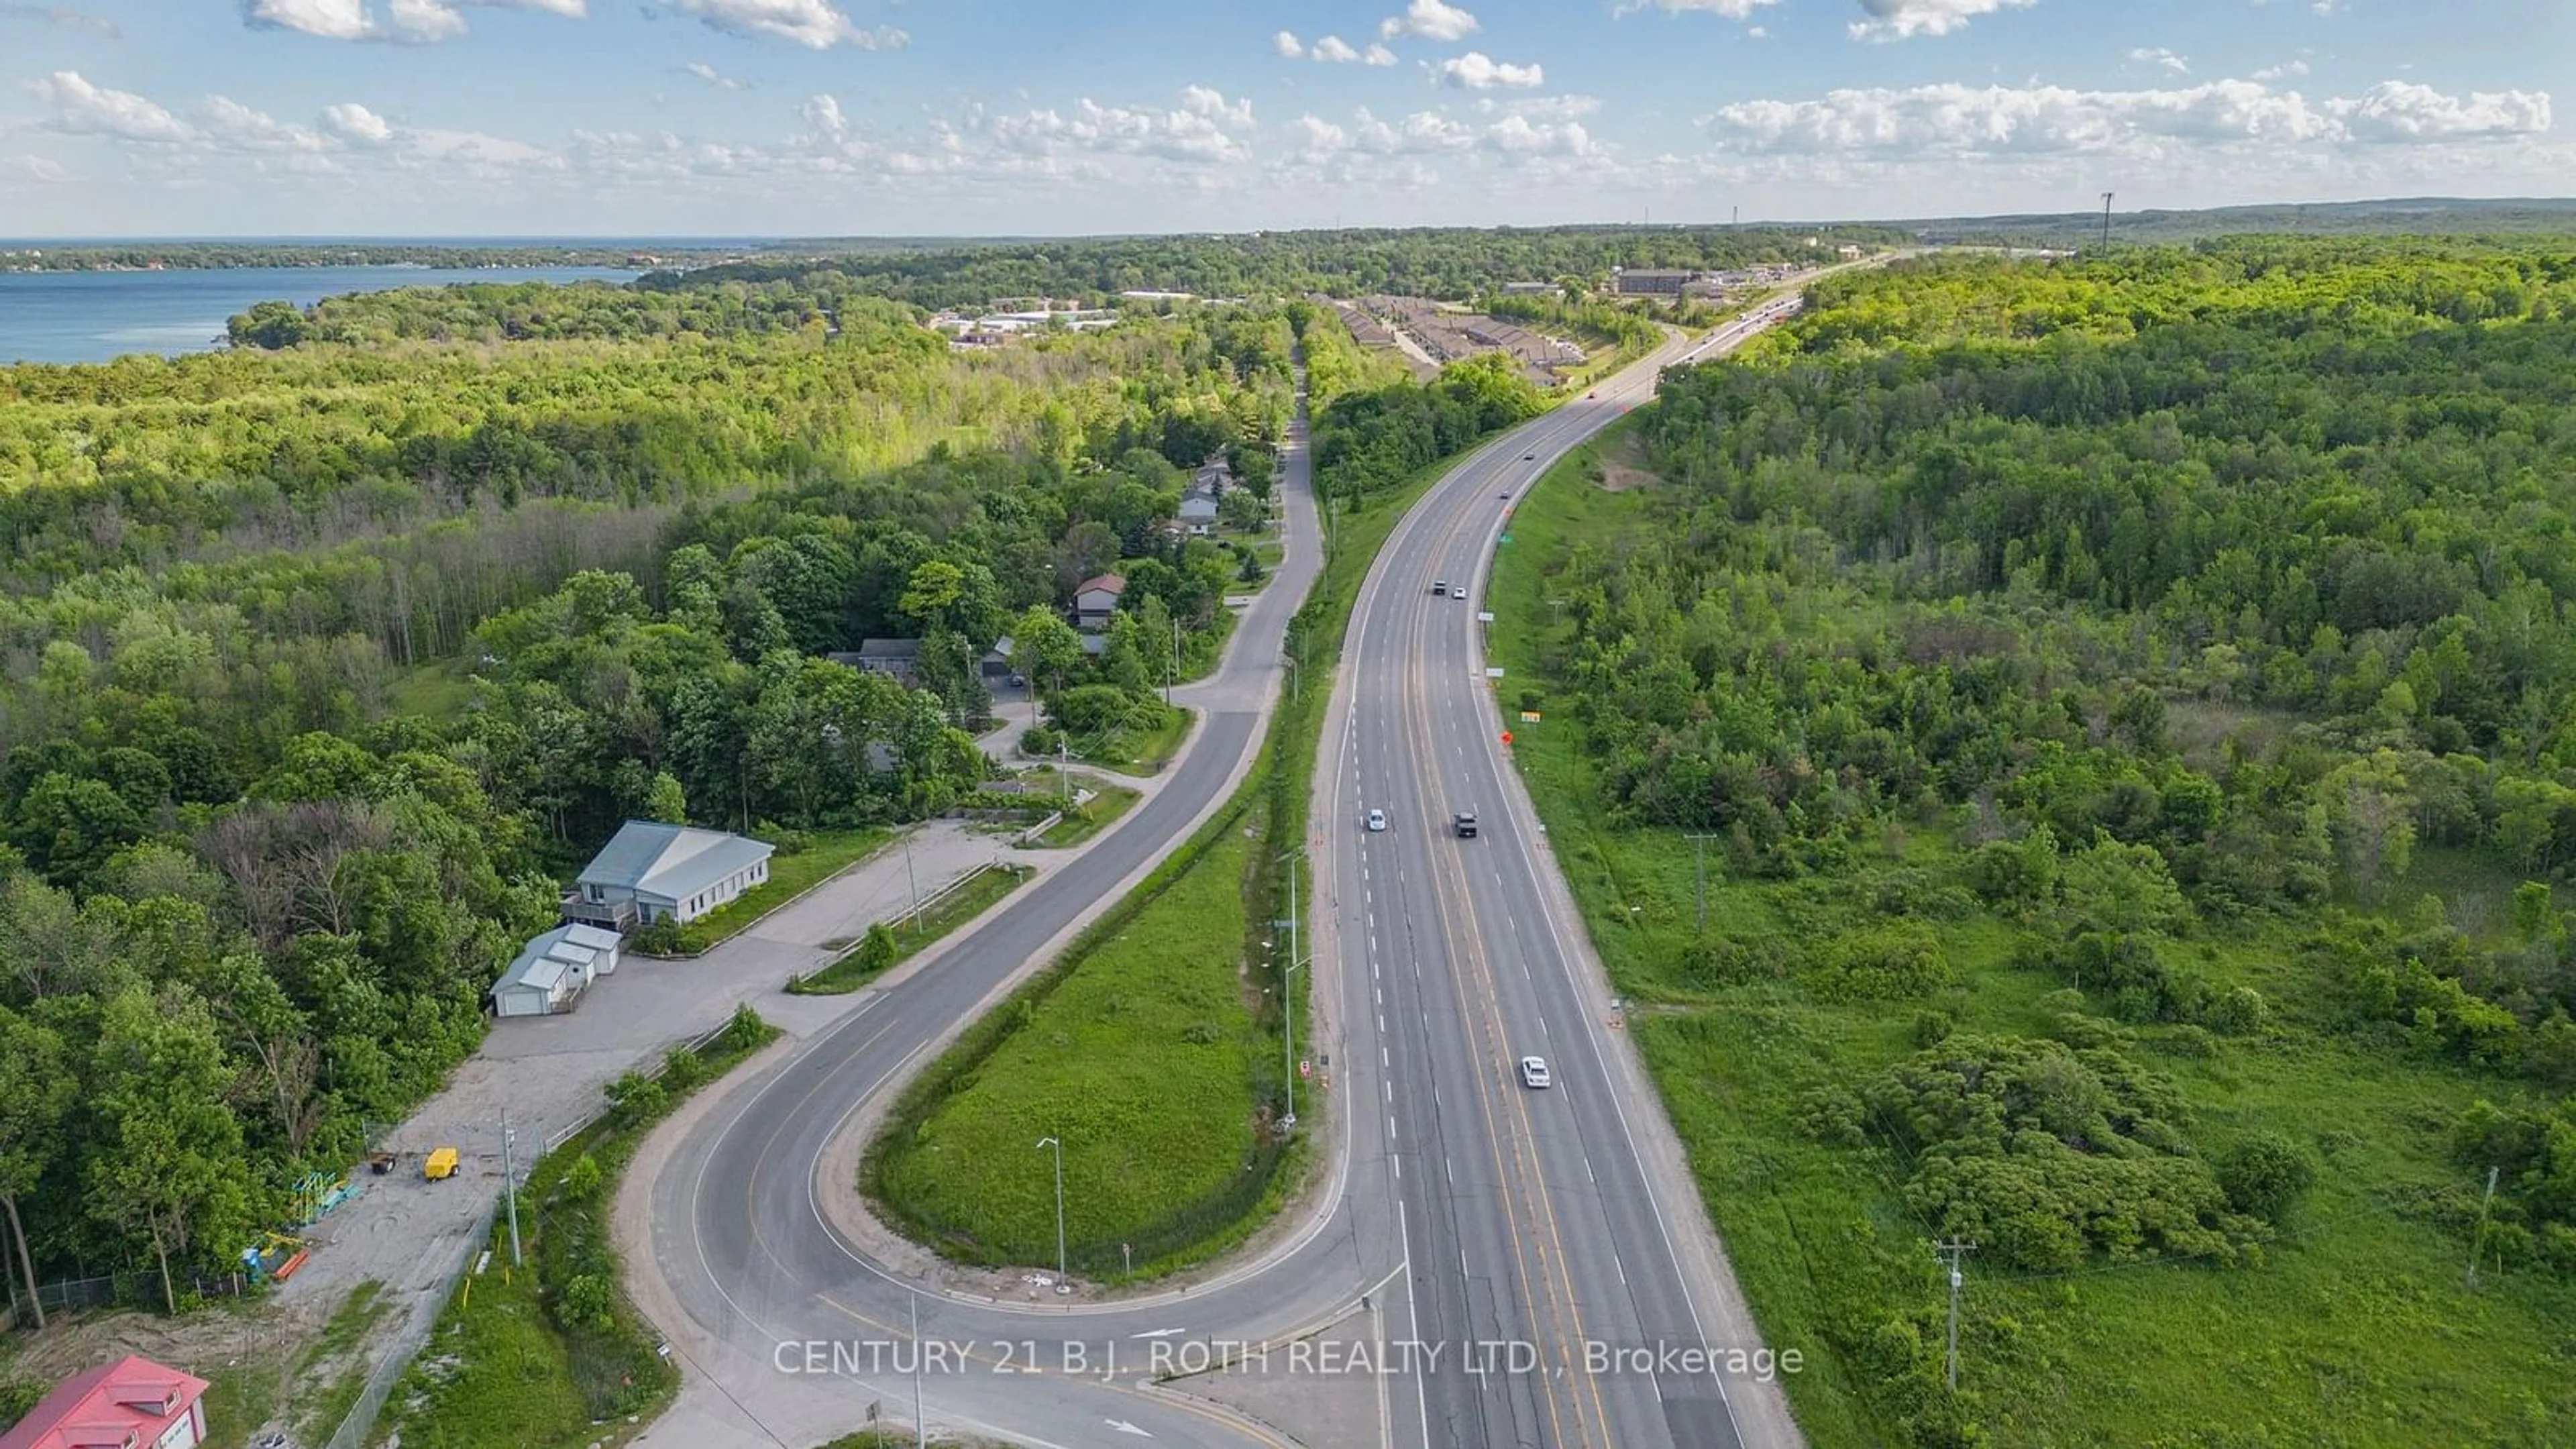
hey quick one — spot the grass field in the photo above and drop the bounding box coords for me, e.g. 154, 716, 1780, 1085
1485, 423, 2576, 1447
653, 826, 889, 954
1084, 705, 1195, 777
1026, 778, 1142, 847
789, 863, 1034, 995
372, 1008, 782, 1448
867, 802, 1280, 1276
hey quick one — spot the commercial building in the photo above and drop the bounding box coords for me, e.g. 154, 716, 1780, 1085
1612, 268, 1695, 296
564, 821, 775, 930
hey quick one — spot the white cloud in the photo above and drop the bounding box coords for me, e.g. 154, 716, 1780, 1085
801, 93, 848, 141
1847, 0, 2031, 42
0, 4, 123, 37
2130, 47, 2188, 74
323, 101, 394, 142
983, 86, 1258, 166
684, 60, 744, 89
1615, 0, 1775, 17
2331, 81, 2550, 142
1380, 0, 1478, 42
1705, 76, 2552, 156
1477, 94, 1603, 121
666, 0, 904, 50
2252, 59, 2310, 81
242, 0, 583, 42
244, 0, 370, 39
1433, 52, 1544, 89
28, 70, 197, 143
1271, 32, 1397, 68
0, 154, 71, 182
201, 95, 329, 150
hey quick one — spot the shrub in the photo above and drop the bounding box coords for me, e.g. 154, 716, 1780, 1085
1673, 935, 1784, 990
561, 1155, 604, 1201
2216, 1132, 2316, 1224
1859, 1034, 2261, 1269
1806, 923, 1952, 1002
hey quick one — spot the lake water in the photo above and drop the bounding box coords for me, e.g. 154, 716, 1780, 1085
0, 264, 641, 366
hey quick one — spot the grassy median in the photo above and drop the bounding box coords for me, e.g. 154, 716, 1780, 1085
859, 439, 1464, 1282
788, 864, 1036, 996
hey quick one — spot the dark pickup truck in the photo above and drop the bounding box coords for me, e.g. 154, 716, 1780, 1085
1454, 809, 1479, 839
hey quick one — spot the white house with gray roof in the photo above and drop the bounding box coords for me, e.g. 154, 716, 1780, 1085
564, 820, 775, 930
491, 922, 623, 1017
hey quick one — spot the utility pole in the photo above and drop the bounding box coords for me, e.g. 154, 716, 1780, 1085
910, 1290, 927, 1449
500, 1113, 523, 1269
1036, 1136, 1067, 1289
1286, 854, 1301, 1130
901, 828, 920, 934
1935, 1240, 1974, 1391
1166, 618, 1179, 707
1059, 734, 1071, 812
2099, 191, 2114, 252
2467, 1165, 2500, 1289
1684, 833, 1720, 935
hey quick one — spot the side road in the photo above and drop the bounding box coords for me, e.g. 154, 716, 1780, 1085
256, 729, 1203, 1444
617, 364, 1324, 1449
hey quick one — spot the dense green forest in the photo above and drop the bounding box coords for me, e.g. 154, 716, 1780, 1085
0, 243, 716, 272
643, 225, 1893, 308
1493, 239, 2576, 1446
0, 273, 1316, 1316
1925, 197, 2576, 248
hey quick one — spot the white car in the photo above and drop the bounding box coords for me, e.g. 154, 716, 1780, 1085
1519, 1056, 1552, 1089
1366, 808, 1387, 833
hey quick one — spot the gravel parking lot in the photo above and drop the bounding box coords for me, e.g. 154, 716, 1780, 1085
251, 814, 1024, 1446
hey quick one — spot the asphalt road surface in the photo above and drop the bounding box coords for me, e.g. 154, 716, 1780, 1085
638, 304, 1819, 1448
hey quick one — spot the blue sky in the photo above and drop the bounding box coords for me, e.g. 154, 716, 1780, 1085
0, 0, 2565, 236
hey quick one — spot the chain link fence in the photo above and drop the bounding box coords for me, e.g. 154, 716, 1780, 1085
323, 1192, 500, 1449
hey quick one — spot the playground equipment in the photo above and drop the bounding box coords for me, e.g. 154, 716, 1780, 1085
292, 1170, 358, 1227
239, 1232, 309, 1285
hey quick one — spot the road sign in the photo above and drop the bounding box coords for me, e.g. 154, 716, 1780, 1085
1299, 1059, 1312, 1079
1520, 711, 1542, 722
1478, 610, 1496, 622
1485, 667, 1505, 678
1500, 731, 1515, 745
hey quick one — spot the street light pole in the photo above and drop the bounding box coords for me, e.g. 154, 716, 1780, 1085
1165, 619, 1179, 707
500, 1112, 522, 1269
910, 1290, 927, 1449
901, 828, 920, 934
1036, 1136, 1067, 1288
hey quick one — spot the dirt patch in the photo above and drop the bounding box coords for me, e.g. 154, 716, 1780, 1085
1595, 432, 1661, 492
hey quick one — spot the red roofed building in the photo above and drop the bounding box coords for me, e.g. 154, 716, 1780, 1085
0, 1354, 209, 1449
1073, 574, 1127, 633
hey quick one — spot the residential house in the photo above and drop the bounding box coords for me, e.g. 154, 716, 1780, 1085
564, 820, 775, 930
1177, 493, 1220, 527
490, 923, 623, 1018
826, 637, 922, 684
983, 635, 1016, 679
1074, 574, 1127, 632
0, 1354, 209, 1449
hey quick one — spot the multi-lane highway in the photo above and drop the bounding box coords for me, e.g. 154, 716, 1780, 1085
631, 300, 1815, 1448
